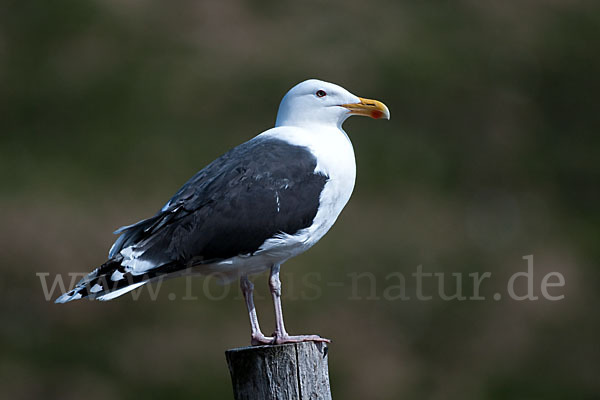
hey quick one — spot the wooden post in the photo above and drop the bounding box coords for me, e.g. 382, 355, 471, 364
225, 341, 332, 400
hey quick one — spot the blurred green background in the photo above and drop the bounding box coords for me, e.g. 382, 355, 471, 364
2, 1, 599, 399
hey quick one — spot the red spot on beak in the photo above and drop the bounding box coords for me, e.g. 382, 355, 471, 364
371, 110, 384, 119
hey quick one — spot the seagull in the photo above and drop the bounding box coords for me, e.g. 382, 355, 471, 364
56, 79, 389, 345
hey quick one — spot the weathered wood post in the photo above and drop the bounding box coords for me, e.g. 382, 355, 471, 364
225, 341, 332, 400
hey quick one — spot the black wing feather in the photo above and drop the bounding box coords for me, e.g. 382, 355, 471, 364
112, 136, 328, 267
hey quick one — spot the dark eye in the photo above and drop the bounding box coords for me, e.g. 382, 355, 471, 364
316, 90, 327, 98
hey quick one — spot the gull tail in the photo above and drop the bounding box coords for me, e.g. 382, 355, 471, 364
54, 258, 181, 303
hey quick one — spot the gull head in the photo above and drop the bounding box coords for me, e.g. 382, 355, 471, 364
275, 79, 390, 129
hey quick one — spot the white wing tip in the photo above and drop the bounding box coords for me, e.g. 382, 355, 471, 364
96, 281, 147, 301
55, 290, 83, 304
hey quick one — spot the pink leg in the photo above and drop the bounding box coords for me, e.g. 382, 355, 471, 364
269, 264, 330, 345
240, 275, 274, 346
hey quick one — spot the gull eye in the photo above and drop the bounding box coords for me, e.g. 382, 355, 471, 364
316, 90, 327, 98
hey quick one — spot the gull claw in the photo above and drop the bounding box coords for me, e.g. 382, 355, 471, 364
250, 333, 275, 346
272, 332, 331, 345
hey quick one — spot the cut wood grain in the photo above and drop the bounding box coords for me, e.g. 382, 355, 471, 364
225, 341, 331, 400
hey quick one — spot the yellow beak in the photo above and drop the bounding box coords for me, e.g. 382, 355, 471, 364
342, 97, 390, 120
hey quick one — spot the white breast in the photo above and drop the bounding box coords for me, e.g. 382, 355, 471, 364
205, 125, 356, 282
262, 125, 356, 248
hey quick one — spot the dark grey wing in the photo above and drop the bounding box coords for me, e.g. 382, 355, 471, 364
54, 136, 328, 303
110, 136, 328, 269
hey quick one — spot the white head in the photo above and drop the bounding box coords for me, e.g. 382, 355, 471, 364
275, 79, 390, 128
